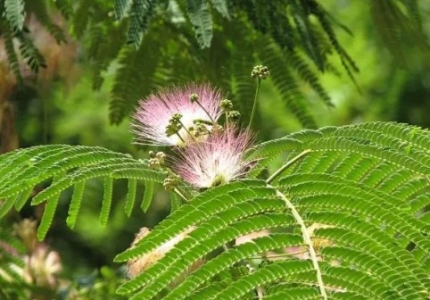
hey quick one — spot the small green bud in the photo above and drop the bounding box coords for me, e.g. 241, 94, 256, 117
194, 123, 208, 137
251, 65, 270, 80
193, 119, 213, 126
227, 111, 241, 122
149, 158, 161, 169
163, 173, 181, 190
165, 123, 182, 137
211, 174, 227, 187
171, 113, 183, 121
165, 113, 183, 136
148, 151, 166, 169
156, 152, 166, 165
189, 93, 199, 103
220, 99, 233, 112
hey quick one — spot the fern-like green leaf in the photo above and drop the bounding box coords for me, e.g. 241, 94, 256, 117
290, 0, 325, 71
0, 145, 164, 236
187, 0, 213, 48
71, 0, 92, 38
100, 177, 114, 226
266, 285, 322, 299
123, 213, 296, 299
187, 282, 229, 299
53, 0, 73, 19
14, 186, 34, 211
309, 0, 359, 86
210, 0, 229, 19
125, 179, 137, 216
165, 233, 303, 300
114, 180, 273, 262
115, 122, 430, 299
26, 0, 66, 43
4, 0, 25, 32
88, 21, 127, 90
169, 191, 182, 213
371, 0, 429, 67
285, 50, 332, 107
127, 0, 155, 47
29, 161, 160, 204
116, 181, 301, 298
215, 260, 315, 299
248, 122, 430, 180
66, 181, 86, 229
0, 197, 16, 219
140, 180, 154, 212
37, 195, 60, 241
17, 34, 47, 73
110, 34, 161, 124
3, 28, 21, 82
114, 0, 133, 20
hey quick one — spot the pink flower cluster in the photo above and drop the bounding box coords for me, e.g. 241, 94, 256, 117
132, 83, 254, 188
173, 127, 253, 188
132, 83, 222, 146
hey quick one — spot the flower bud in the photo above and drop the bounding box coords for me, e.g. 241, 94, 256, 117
220, 99, 233, 112
251, 65, 270, 80
189, 93, 199, 103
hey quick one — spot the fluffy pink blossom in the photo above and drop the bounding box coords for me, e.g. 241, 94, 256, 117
173, 128, 254, 188
132, 83, 222, 146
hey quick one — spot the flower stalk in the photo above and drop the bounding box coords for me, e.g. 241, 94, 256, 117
248, 78, 261, 130
190, 93, 216, 124
271, 188, 328, 300
248, 65, 269, 129
266, 149, 312, 184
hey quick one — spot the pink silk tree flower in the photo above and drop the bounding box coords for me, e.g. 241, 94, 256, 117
173, 128, 254, 188
132, 83, 223, 146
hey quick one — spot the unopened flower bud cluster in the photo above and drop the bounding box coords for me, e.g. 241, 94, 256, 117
251, 65, 270, 80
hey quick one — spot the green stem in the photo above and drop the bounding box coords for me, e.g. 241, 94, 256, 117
249, 249, 309, 260
173, 187, 188, 202
266, 149, 312, 184
195, 100, 216, 124
175, 132, 186, 144
248, 78, 261, 129
225, 112, 229, 129
271, 187, 327, 300
178, 120, 196, 142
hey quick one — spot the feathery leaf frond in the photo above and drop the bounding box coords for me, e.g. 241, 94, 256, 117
0, 145, 164, 237
4, 0, 25, 32
187, 0, 213, 48
113, 122, 430, 298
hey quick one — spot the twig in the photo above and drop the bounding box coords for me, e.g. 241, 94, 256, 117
248, 79, 261, 130
266, 149, 312, 184
269, 187, 328, 300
